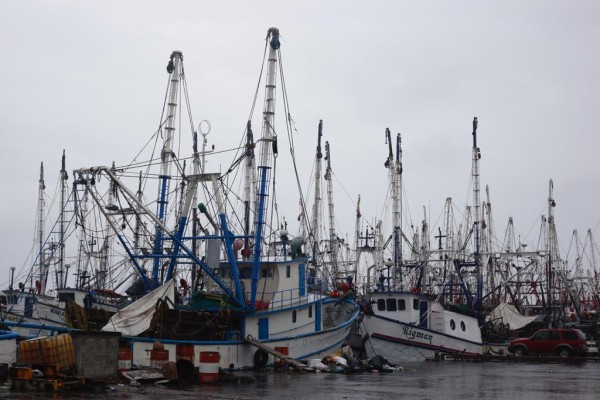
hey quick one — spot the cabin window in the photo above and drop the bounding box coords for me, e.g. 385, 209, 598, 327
261, 269, 273, 278
450, 319, 456, 330
292, 310, 297, 323
397, 299, 406, 311
58, 292, 75, 302
413, 299, 420, 310
377, 299, 386, 311
286, 265, 291, 278
308, 305, 313, 318
460, 321, 466, 332
386, 298, 397, 311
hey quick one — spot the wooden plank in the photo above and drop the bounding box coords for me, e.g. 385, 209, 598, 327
244, 336, 311, 370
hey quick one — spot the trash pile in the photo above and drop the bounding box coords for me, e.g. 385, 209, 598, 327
306, 346, 403, 373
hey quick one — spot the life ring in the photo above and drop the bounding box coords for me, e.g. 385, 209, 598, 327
253, 349, 269, 368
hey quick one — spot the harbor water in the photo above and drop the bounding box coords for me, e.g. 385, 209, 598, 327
1, 360, 598, 400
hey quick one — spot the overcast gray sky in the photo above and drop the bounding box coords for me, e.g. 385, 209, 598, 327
1, 1, 599, 287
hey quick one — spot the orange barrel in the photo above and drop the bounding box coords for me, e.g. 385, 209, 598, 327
176, 344, 195, 364
274, 347, 289, 368
150, 341, 169, 369
118, 346, 132, 377
198, 351, 220, 383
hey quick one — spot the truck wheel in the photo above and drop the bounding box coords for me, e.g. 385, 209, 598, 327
513, 346, 526, 357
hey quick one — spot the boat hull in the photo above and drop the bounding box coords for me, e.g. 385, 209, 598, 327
126, 315, 357, 370
363, 292, 483, 362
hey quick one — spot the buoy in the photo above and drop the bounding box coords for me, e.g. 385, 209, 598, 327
150, 341, 169, 369
118, 346, 132, 377
198, 351, 220, 383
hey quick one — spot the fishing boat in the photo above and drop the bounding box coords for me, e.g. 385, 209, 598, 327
1, 156, 123, 338
361, 122, 484, 362
60, 27, 359, 370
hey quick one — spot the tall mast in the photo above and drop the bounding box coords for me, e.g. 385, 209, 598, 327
152, 50, 183, 288
37, 162, 47, 294
443, 197, 454, 252
191, 132, 200, 288
394, 132, 403, 286
133, 172, 144, 252
471, 117, 483, 316
587, 229, 599, 297
98, 162, 117, 290
574, 230, 583, 277
243, 121, 256, 255
420, 207, 430, 261
484, 185, 495, 302
353, 195, 361, 281
546, 179, 558, 326
324, 140, 337, 277
310, 120, 324, 268
471, 117, 481, 261
58, 150, 68, 289
250, 27, 280, 310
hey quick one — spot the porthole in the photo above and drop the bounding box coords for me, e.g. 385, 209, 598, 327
460, 321, 466, 331
450, 319, 456, 330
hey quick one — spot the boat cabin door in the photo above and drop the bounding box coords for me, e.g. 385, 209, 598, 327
258, 317, 269, 340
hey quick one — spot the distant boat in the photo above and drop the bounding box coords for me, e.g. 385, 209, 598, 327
361, 123, 484, 362
1, 156, 122, 338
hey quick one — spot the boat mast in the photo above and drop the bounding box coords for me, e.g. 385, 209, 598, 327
587, 229, 600, 301
310, 120, 324, 271
243, 121, 257, 256
250, 27, 280, 310
324, 140, 338, 278
471, 117, 483, 319
37, 162, 47, 294
58, 150, 68, 289
386, 129, 403, 288
152, 50, 182, 288
133, 172, 144, 253
191, 132, 200, 288
483, 185, 495, 304
546, 179, 558, 326
353, 195, 361, 284
98, 162, 117, 290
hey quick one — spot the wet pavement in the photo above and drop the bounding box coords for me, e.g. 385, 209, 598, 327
2, 360, 598, 399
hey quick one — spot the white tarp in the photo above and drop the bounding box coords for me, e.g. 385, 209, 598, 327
489, 302, 537, 330
101, 278, 175, 336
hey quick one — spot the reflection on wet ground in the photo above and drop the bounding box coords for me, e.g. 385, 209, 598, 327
2, 361, 599, 400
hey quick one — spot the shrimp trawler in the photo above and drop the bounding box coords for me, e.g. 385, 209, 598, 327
361, 121, 484, 362
66, 27, 358, 370
1, 153, 123, 338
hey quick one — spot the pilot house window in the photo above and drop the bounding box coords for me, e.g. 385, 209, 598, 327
397, 299, 406, 310
386, 298, 397, 312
